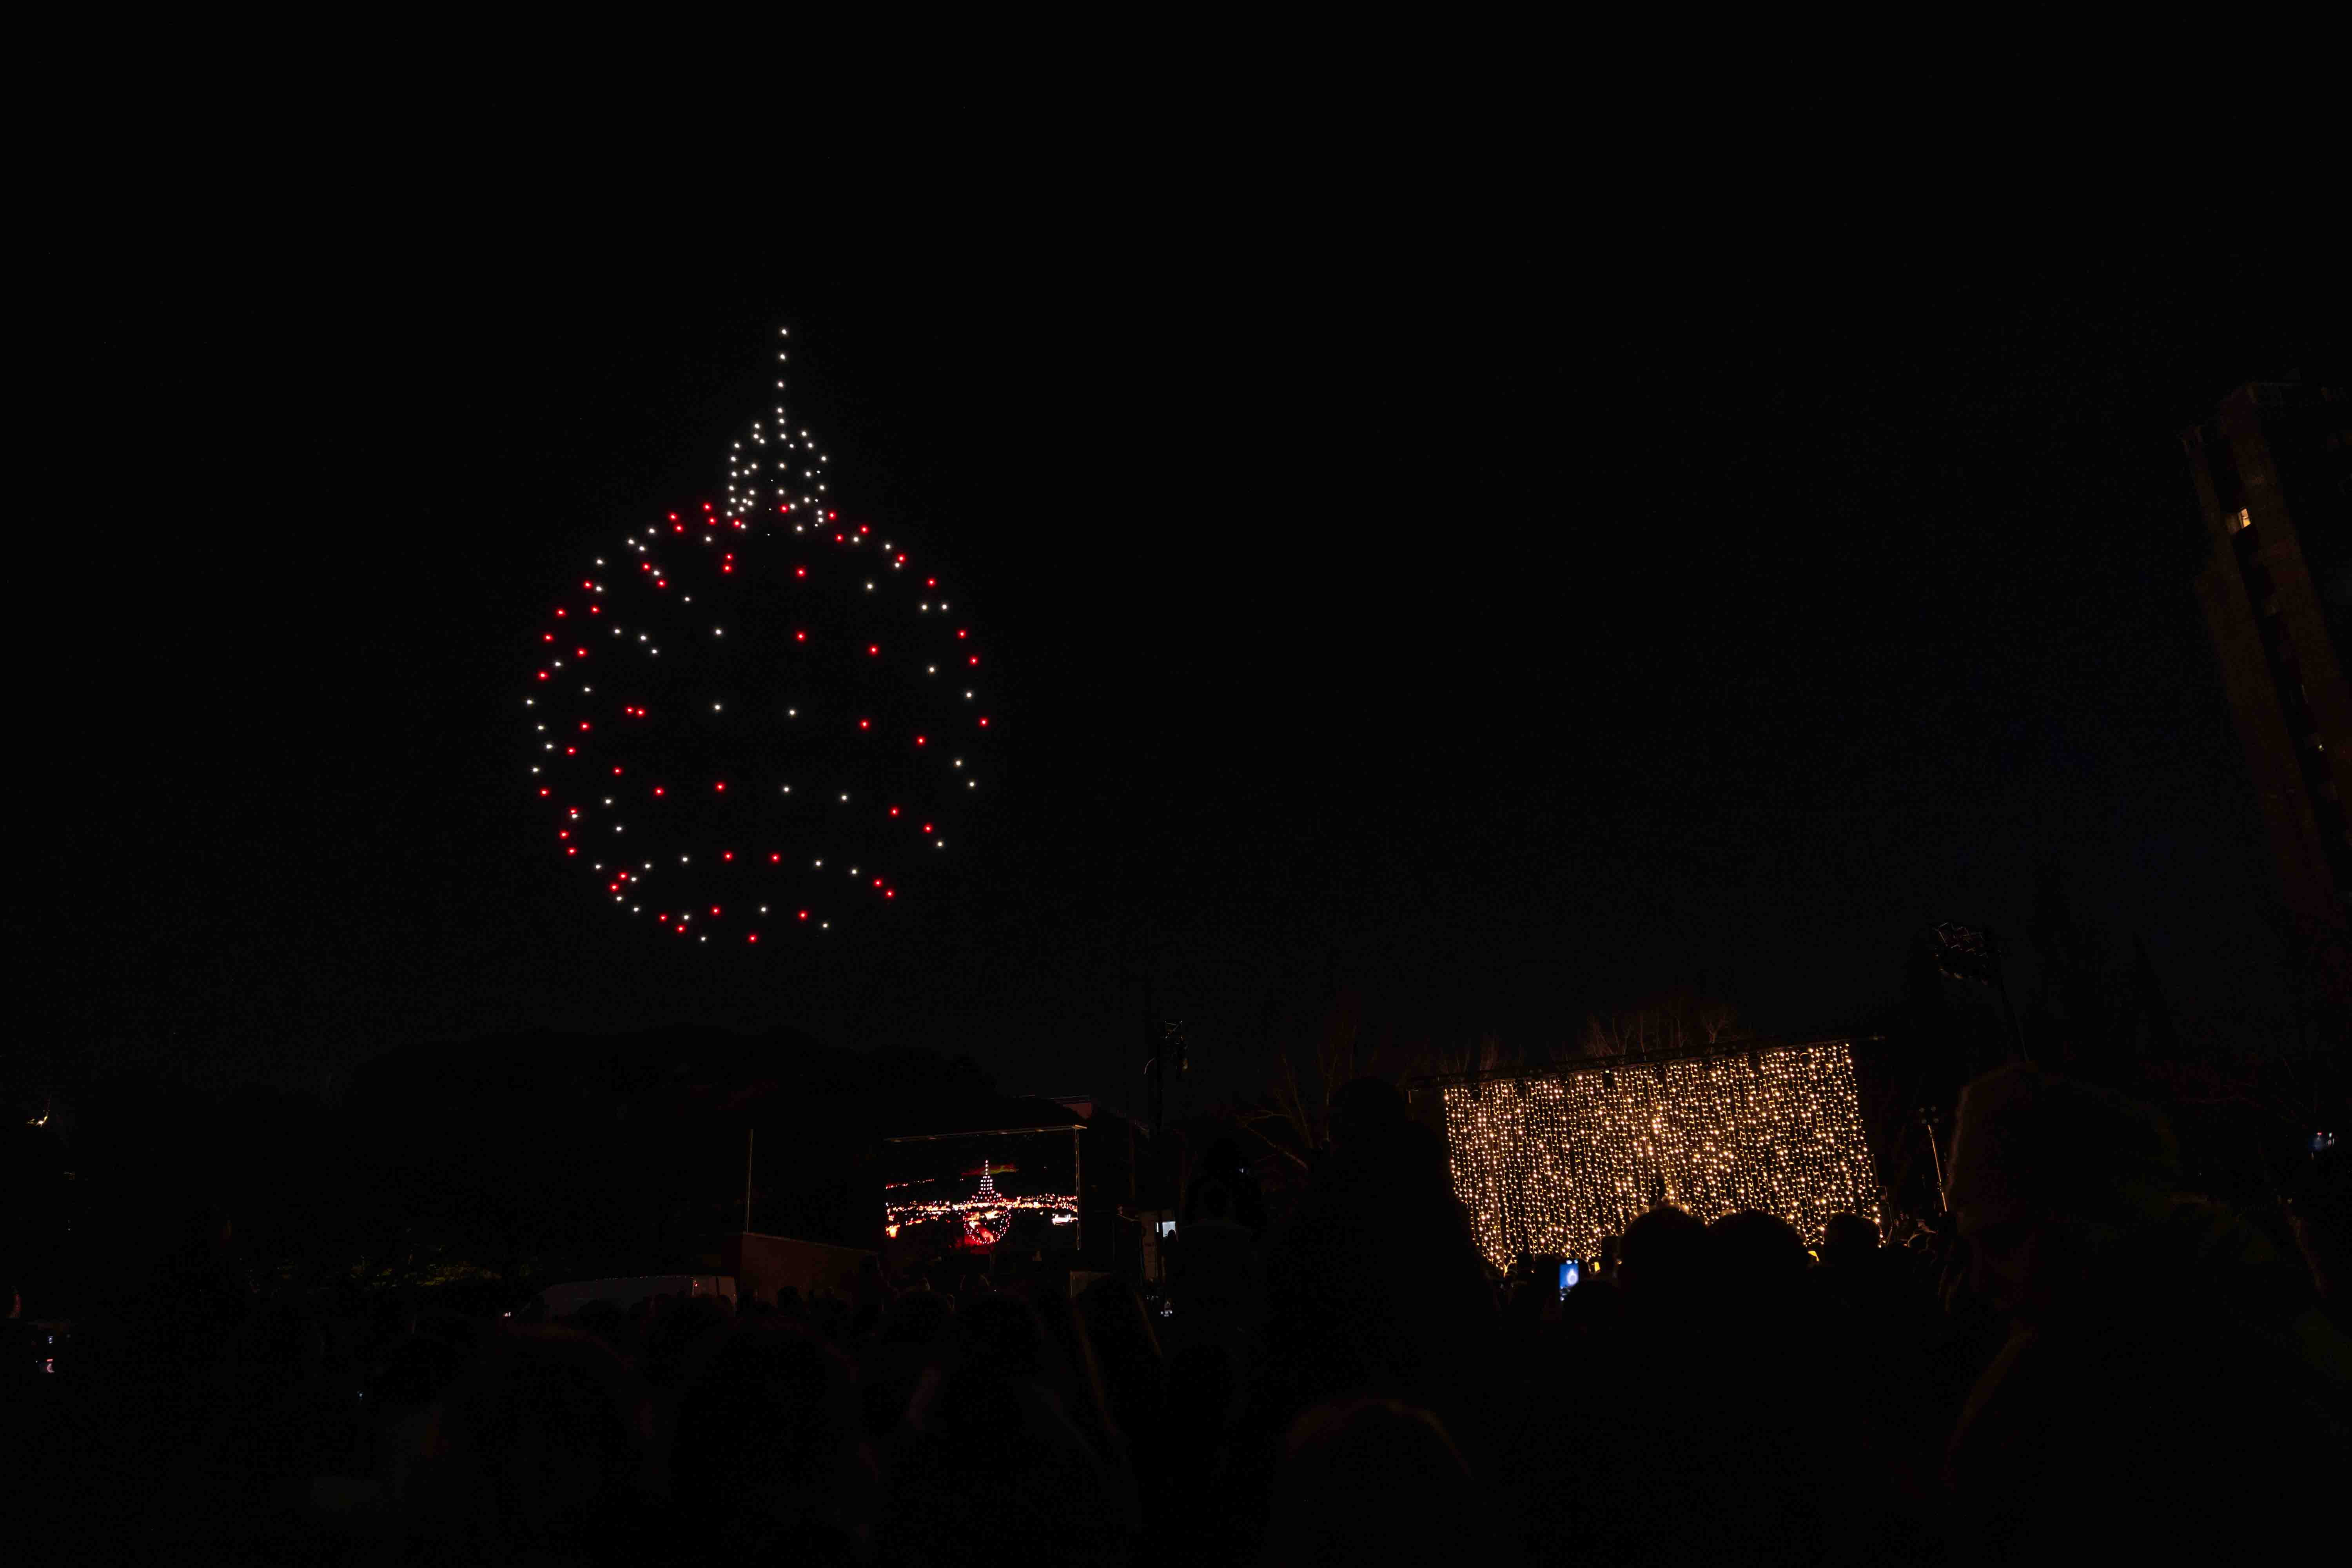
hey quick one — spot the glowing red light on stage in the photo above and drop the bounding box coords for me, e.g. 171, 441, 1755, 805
889, 806, 899, 816
978, 717, 989, 726
555, 608, 566, 617
715, 781, 726, 791
539, 788, 549, 796
796, 630, 806, 641
916, 735, 926, 746
859, 719, 870, 730
796, 567, 807, 578
799, 910, 808, 920
654, 787, 664, 796
770, 853, 780, 863
867, 644, 878, 656
748, 933, 758, 942
723, 851, 733, 860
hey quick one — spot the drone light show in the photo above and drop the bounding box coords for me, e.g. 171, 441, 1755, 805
1440, 1040, 1881, 1270
882, 1128, 1081, 1259
523, 328, 991, 943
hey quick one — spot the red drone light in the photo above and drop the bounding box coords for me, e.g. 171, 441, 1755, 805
723, 851, 733, 860
715, 781, 726, 791
867, 645, 878, 656
859, 719, 870, 730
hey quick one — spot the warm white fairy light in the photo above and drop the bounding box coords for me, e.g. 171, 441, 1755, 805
1440, 1042, 1880, 1269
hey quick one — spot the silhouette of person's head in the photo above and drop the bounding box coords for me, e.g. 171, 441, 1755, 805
426, 1328, 649, 1555
1822, 1210, 1880, 1269
1946, 1064, 2180, 1317
1620, 1206, 1708, 1313
670, 1322, 869, 1554
1705, 1209, 1810, 1300
1259, 1398, 1480, 1566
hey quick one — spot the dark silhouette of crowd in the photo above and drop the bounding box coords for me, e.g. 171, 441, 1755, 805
5, 1064, 2347, 1564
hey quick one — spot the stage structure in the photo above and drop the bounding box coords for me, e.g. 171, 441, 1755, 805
1430, 1037, 1881, 1272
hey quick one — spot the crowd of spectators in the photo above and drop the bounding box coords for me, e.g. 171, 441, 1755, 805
5, 1063, 2347, 1564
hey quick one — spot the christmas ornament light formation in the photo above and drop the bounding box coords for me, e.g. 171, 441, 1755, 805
884, 1159, 1077, 1249
525, 327, 991, 944
1441, 1042, 1881, 1270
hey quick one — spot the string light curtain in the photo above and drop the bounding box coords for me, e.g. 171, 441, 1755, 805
1440, 1043, 1880, 1271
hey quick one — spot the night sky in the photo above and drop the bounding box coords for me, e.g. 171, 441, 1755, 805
19, 218, 2345, 1106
